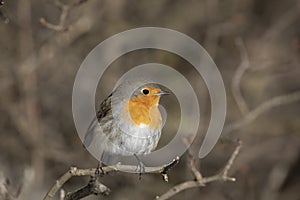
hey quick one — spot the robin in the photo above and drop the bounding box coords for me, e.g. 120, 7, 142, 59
84, 81, 169, 167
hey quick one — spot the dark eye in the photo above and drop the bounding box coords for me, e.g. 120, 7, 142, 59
142, 88, 149, 95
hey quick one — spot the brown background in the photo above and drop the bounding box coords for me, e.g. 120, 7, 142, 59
0, 0, 300, 199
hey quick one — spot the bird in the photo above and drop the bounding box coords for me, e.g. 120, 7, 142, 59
83, 81, 169, 167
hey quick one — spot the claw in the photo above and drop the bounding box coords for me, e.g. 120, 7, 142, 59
95, 161, 105, 176
134, 154, 145, 179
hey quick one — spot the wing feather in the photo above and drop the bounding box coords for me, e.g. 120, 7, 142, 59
83, 93, 112, 147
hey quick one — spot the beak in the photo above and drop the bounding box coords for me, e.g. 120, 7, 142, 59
156, 90, 170, 96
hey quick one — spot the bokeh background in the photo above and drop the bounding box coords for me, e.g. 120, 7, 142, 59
1, 0, 300, 199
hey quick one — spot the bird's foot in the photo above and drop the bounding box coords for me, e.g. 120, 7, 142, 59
95, 161, 105, 176
134, 154, 145, 179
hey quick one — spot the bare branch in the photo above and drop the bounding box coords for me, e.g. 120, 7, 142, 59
182, 136, 203, 182
231, 38, 250, 115
39, 17, 70, 32
222, 140, 242, 179
155, 141, 242, 200
44, 137, 241, 200
224, 90, 300, 134
39, 0, 89, 31
44, 141, 240, 200
64, 175, 110, 200
43, 157, 180, 200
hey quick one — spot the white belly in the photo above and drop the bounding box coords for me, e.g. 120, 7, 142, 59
106, 123, 161, 156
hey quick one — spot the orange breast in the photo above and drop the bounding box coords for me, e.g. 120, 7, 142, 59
126, 95, 162, 128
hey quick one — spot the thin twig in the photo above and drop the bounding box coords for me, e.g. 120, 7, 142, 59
43, 157, 180, 200
39, 17, 70, 31
64, 175, 110, 200
232, 38, 250, 115
224, 90, 300, 135
39, 0, 89, 31
182, 136, 203, 182
155, 140, 242, 200
222, 140, 242, 179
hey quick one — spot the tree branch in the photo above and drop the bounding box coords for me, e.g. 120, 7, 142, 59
182, 136, 203, 182
155, 140, 242, 200
64, 175, 110, 200
39, 0, 89, 31
43, 157, 180, 200
224, 90, 300, 134
231, 37, 250, 115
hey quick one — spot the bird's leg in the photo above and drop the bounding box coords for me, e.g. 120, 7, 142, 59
134, 154, 145, 179
95, 160, 105, 176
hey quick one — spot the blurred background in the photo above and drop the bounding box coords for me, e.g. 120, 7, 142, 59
1, 0, 300, 199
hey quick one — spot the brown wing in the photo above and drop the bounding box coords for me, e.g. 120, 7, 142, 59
97, 93, 112, 120
83, 93, 112, 147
